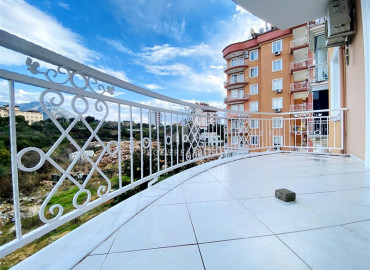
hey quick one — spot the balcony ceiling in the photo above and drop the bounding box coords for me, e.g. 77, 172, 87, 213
233, 0, 331, 29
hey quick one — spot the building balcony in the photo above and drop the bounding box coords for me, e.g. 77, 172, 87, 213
309, 63, 329, 83
290, 81, 308, 93
290, 103, 313, 112
224, 78, 249, 89
3, 31, 368, 270
289, 37, 309, 53
290, 59, 310, 73
224, 60, 249, 74
224, 94, 249, 104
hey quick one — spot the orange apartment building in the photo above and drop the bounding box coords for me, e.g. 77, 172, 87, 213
223, 22, 331, 150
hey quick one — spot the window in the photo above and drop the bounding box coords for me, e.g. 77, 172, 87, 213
272, 78, 283, 91
231, 136, 238, 144
250, 119, 259, 129
231, 74, 237, 83
250, 50, 258, 61
239, 57, 244, 65
273, 136, 283, 146
238, 73, 244, 82
273, 117, 283, 128
272, 98, 283, 109
250, 101, 259, 112
250, 84, 258, 95
272, 40, 282, 53
231, 89, 244, 99
231, 104, 244, 111
272, 59, 282, 72
250, 135, 259, 145
250, 67, 258, 78
231, 58, 238, 67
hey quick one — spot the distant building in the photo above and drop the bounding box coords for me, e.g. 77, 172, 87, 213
0, 105, 43, 124
149, 111, 161, 128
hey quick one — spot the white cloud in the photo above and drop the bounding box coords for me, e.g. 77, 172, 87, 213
138, 43, 213, 63
58, 2, 70, 10
144, 63, 191, 76
144, 84, 163, 90
99, 37, 134, 55
0, 0, 98, 66
95, 66, 131, 82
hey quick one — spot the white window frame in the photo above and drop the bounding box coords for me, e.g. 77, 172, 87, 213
272, 59, 282, 72
272, 97, 283, 109
239, 57, 244, 65
250, 119, 259, 129
250, 84, 258, 95
272, 117, 283, 128
250, 101, 259, 112
231, 58, 238, 67
231, 74, 237, 83
273, 136, 283, 146
250, 135, 259, 145
231, 104, 238, 111
231, 136, 238, 144
250, 67, 258, 78
272, 40, 282, 53
272, 78, 283, 91
238, 73, 244, 82
250, 49, 258, 61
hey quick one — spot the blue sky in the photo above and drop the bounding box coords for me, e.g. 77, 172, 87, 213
0, 0, 265, 109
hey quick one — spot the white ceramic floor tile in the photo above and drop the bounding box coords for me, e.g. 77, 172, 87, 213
343, 220, 370, 241
72, 255, 106, 270
199, 236, 310, 270
187, 200, 271, 243
297, 192, 370, 224
279, 226, 370, 270
153, 186, 185, 205
220, 180, 277, 199
110, 204, 196, 252
90, 231, 118, 255
330, 187, 370, 207
243, 197, 334, 233
181, 181, 235, 203
102, 245, 204, 270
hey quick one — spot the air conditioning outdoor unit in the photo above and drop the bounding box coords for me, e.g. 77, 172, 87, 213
274, 108, 282, 113
244, 51, 249, 58
274, 51, 281, 56
275, 89, 282, 93
325, 0, 356, 47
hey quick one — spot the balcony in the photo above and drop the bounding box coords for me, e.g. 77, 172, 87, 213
290, 103, 313, 112
290, 81, 308, 93
2, 31, 368, 270
309, 63, 329, 83
289, 37, 309, 53
290, 60, 310, 73
224, 94, 249, 104
224, 78, 249, 90
224, 59, 249, 75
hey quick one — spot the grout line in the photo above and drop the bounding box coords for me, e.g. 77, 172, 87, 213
180, 185, 207, 270
275, 235, 314, 270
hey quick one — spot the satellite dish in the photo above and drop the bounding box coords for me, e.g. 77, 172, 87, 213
259, 28, 264, 34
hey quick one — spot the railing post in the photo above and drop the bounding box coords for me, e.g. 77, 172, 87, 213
8, 80, 22, 240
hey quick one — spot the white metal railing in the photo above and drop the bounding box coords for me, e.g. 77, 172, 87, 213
0, 30, 347, 258
224, 94, 249, 103
290, 103, 313, 112
309, 63, 329, 83
290, 81, 308, 92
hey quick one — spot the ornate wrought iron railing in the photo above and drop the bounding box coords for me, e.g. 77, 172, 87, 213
0, 30, 347, 257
